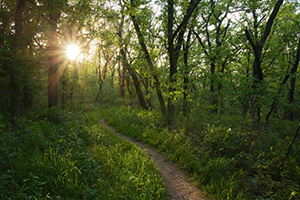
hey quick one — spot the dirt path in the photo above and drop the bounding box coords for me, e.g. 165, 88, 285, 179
100, 119, 208, 200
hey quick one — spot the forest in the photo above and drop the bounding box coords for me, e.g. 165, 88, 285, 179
0, 0, 300, 199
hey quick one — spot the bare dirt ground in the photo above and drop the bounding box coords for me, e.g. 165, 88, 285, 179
100, 119, 208, 200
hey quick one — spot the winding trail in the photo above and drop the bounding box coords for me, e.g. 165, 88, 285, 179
100, 119, 208, 200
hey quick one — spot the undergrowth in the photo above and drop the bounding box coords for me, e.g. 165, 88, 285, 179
100, 105, 300, 200
0, 106, 167, 199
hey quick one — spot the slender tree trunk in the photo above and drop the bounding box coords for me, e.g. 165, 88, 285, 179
242, 51, 251, 117
125, 73, 133, 108
130, 12, 166, 114
167, 0, 200, 122
48, 13, 61, 109
251, 55, 263, 123
23, 44, 34, 110
286, 39, 300, 121
145, 77, 152, 109
110, 64, 115, 89
95, 51, 111, 102
120, 49, 148, 110
266, 38, 300, 123
287, 77, 296, 121
245, 0, 283, 124
183, 30, 192, 117
210, 58, 218, 113
11, 0, 26, 128
61, 68, 68, 109
117, 7, 148, 110
118, 61, 125, 97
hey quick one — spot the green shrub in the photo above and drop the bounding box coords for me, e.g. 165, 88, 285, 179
0, 107, 168, 200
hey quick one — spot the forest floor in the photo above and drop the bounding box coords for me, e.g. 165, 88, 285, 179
100, 118, 208, 200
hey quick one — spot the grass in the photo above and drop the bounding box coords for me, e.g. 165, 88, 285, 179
99, 105, 300, 200
0, 106, 168, 200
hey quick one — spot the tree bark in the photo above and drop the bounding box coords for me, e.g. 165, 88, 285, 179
48, 12, 61, 109
266, 38, 300, 123
245, 0, 283, 123
95, 49, 112, 102
125, 73, 133, 108
130, 12, 166, 114
167, 0, 200, 122
118, 61, 125, 97
117, 10, 148, 110
11, 0, 26, 128
120, 49, 149, 110
61, 68, 68, 109
183, 30, 192, 117
287, 77, 296, 121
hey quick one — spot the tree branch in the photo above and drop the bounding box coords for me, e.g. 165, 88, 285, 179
245, 28, 256, 50
193, 30, 209, 56
259, 0, 283, 45
171, 0, 200, 41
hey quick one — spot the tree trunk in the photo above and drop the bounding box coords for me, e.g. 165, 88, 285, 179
118, 61, 125, 97
287, 77, 296, 121
210, 58, 218, 113
48, 13, 61, 108
125, 73, 133, 108
61, 66, 68, 109
11, 0, 26, 128
266, 38, 300, 123
286, 39, 300, 121
167, 0, 200, 122
250, 55, 263, 123
183, 30, 192, 117
245, 0, 283, 124
120, 49, 148, 110
23, 44, 34, 110
130, 13, 166, 114
95, 50, 111, 102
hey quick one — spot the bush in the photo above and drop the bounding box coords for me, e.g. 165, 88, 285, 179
0, 107, 168, 200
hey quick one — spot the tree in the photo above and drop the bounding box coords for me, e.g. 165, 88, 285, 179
193, 0, 232, 113
128, 0, 166, 114
116, 7, 149, 110
265, 4, 300, 122
10, 0, 27, 128
244, 0, 283, 123
166, 0, 200, 120
44, 0, 66, 108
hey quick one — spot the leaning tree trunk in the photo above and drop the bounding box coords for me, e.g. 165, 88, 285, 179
120, 49, 148, 110
130, 12, 166, 114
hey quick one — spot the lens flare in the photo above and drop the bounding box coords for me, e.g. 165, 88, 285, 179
66, 44, 80, 61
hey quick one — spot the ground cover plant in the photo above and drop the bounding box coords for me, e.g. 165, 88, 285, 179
100, 105, 300, 200
0, 107, 167, 199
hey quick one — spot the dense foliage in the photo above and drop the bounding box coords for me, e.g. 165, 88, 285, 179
0, 107, 167, 199
100, 105, 300, 199
0, 0, 300, 199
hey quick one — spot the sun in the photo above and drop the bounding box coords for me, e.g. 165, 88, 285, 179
66, 44, 81, 61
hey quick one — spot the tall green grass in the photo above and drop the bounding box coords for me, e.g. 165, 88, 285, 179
100, 105, 300, 200
0, 106, 168, 199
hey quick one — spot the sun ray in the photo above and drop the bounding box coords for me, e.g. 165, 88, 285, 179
66, 44, 81, 61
